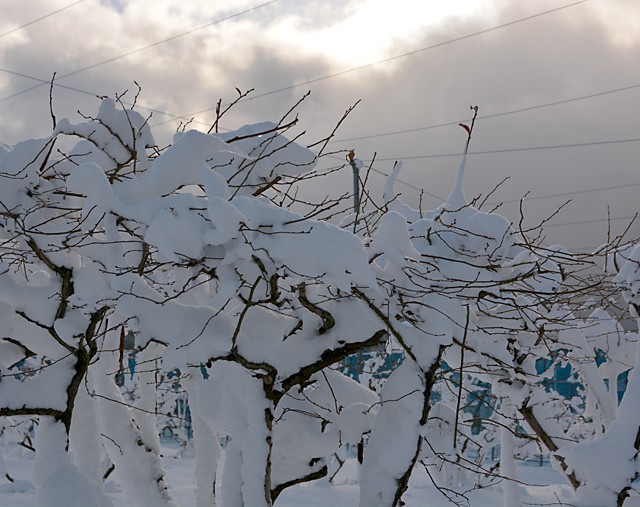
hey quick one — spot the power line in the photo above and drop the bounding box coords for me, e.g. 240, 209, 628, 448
63, 0, 282, 80
322, 161, 638, 231
0, 65, 439, 200
0, 0, 85, 40
0, 0, 599, 138
544, 215, 637, 229
324, 153, 445, 201
492, 181, 640, 206
366, 139, 640, 204
368, 137, 640, 162
7, 65, 639, 172
0, 0, 282, 104
0, 68, 96, 97
369, 167, 444, 201
0, 67, 208, 124
333, 82, 640, 143
368, 172, 640, 208
180, 0, 590, 119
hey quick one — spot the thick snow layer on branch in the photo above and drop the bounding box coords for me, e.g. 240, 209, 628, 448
205, 196, 246, 246
611, 244, 640, 308
0, 355, 76, 411
117, 277, 234, 367
66, 162, 114, 230
0, 138, 51, 212
560, 345, 640, 505
194, 361, 271, 507
272, 370, 377, 489
214, 121, 317, 188
368, 211, 420, 268
232, 196, 377, 291
55, 98, 153, 168
93, 334, 178, 507
117, 129, 247, 204
96, 98, 154, 149
359, 359, 427, 507
235, 296, 383, 379
33, 419, 114, 507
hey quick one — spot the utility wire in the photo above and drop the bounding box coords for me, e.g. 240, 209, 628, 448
333, 82, 640, 143
4, 71, 637, 209
1, 1, 633, 211
0, 0, 598, 136
179, 0, 590, 119
6, 64, 638, 173
0, 0, 85, 40
544, 215, 637, 229
0, 0, 282, 104
0, 68, 97, 98
62, 0, 281, 80
324, 154, 445, 200
491, 181, 640, 206
369, 171, 640, 206
369, 167, 444, 201
0, 67, 208, 123
368, 137, 640, 162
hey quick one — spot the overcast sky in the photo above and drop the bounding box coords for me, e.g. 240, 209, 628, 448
1, 0, 639, 251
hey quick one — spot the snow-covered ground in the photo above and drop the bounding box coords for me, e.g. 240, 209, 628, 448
2, 444, 636, 507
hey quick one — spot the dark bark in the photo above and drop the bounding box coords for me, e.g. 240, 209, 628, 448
271, 465, 328, 502
277, 329, 387, 404
519, 403, 581, 490
264, 406, 274, 506
295, 283, 335, 334
615, 426, 640, 506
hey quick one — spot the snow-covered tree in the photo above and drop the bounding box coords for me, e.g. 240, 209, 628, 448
0, 96, 637, 507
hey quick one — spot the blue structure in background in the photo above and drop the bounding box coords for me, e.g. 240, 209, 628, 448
536, 351, 630, 402
341, 351, 404, 383
342, 348, 632, 437
536, 355, 581, 399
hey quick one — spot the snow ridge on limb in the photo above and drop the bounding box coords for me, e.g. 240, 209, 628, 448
33, 419, 114, 507
446, 105, 478, 209
184, 374, 221, 507
360, 351, 444, 507
93, 331, 178, 507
